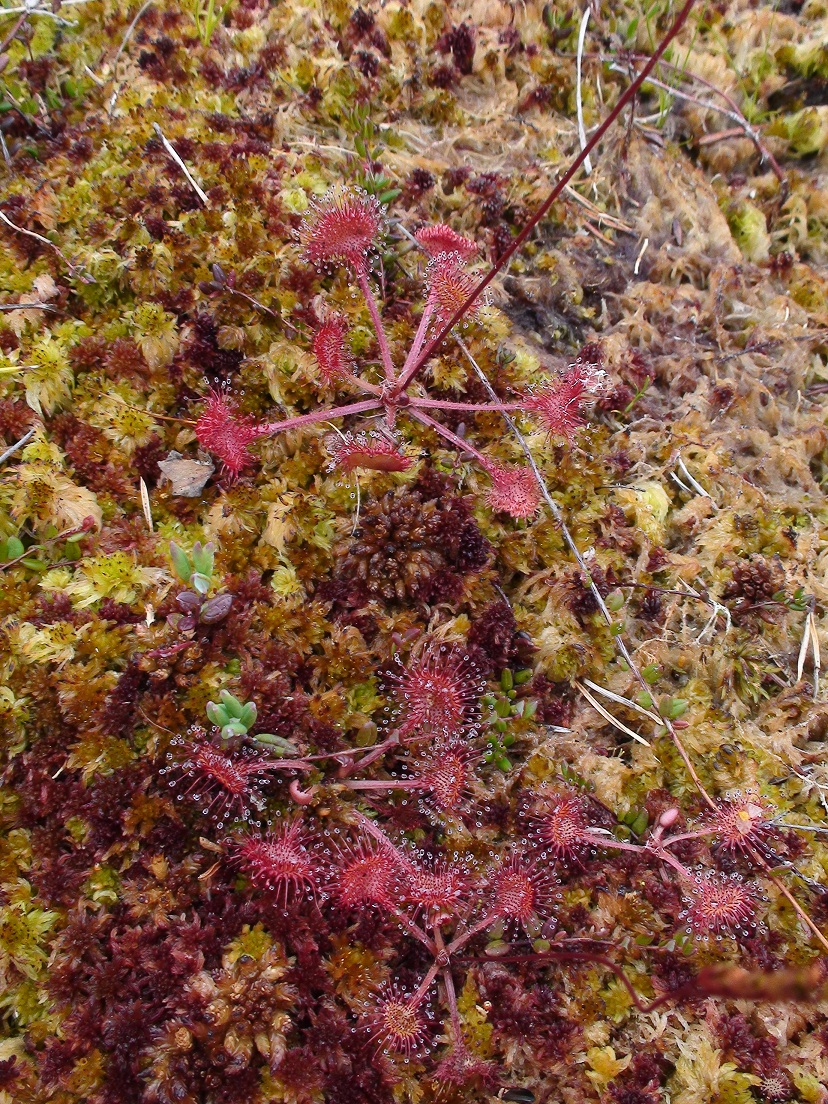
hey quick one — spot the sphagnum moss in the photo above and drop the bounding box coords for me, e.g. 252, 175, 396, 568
2, 1, 828, 1102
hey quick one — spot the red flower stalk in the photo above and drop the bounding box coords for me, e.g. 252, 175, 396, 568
680, 871, 758, 939
387, 643, 483, 739
312, 312, 353, 385
366, 988, 430, 1057
522, 362, 604, 442
160, 731, 273, 827
416, 224, 478, 261
425, 251, 479, 324
326, 429, 412, 473
299, 185, 382, 273
195, 390, 263, 478
530, 790, 591, 863
326, 837, 401, 912
483, 463, 541, 519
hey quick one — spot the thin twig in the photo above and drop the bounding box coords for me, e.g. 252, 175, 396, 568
106, 0, 155, 113
0, 211, 95, 284
575, 681, 651, 746
153, 124, 209, 205
0, 426, 34, 465
581, 677, 663, 727
0, 302, 58, 312
575, 8, 592, 176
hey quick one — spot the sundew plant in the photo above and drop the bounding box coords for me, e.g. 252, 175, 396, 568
2, 0, 828, 1102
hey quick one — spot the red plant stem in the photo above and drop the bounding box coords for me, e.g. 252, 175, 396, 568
340, 778, 419, 791
356, 268, 396, 382
408, 408, 491, 468
336, 732, 401, 778
411, 961, 441, 1006
410, 396, 524, 413
393, 0, 698, 393
434, 927, 464, 1039
258, 398, 380, 435
400, 301, 434, 376
344, 371, 383, 397
390, 908, 436, 953
447, 913, 493, 955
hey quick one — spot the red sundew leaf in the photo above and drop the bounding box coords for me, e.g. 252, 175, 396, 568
529, 789, 591, 863
386, 642, 483, 740
299, 185, 383, 272
326, 430, 412, 473
194, 391, 263, 478
679, 871, 759, 939
704, 788, 778, 857
365, 987, 430, 1057
486, 851, 559, 932
233, 820, 319, 905
401, 858, 472, 921
522, 361, 606, 441
312, 312, 352, 385
484, 464, 541, 519
409, 740, 480, 814
425, 251, 479, 324
325, 837, 402, 912
415, 224, 478, 261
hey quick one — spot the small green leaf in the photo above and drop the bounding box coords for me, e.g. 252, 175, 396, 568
663, 697, 688, 719
630, 811, 649, 836
238, 703, 257, 729
21, 558, 49, 572
253, 734, 299, 756
191, 572, 211, 595
500, 669, 514, 692
514, 669, 533, 685
642, 664, 660, 684
606, 590, 625, 612
170, 541, 192, 585
219, 690, 245, 719
206, 702, 229, 728
191, 541, 215, 577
